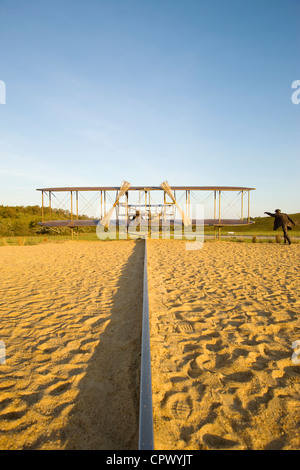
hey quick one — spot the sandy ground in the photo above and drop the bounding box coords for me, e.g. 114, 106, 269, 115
0, 240, 144, 450
0, 238, 299, 450
148, 240, 300, 450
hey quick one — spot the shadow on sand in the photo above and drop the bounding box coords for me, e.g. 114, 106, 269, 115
60, 239, 144, 449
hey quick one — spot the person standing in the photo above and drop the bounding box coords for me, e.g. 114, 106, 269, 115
264, 209, 296, 245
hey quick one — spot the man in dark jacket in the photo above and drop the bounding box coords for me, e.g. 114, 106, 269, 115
264, 209, 296, 245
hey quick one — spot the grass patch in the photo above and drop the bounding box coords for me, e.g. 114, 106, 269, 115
0, 234, 102, 246
1, 233, 299, 246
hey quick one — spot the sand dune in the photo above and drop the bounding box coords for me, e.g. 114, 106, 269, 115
0, 240, 144, 450
148, 240, 300, 450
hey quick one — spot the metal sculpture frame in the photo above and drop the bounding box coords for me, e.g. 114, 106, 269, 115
36, 183, 256, 240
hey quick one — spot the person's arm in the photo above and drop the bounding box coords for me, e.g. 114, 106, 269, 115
288, 216, 296, 226
264, 212, 275, 217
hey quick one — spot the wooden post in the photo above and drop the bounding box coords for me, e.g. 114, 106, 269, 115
70, 191, 73, 224
214, 190, 217, 220
76, 191, 79, 220
174, 190, 176, 221
241, 191, 244, 220
125, 191, 129, 237
148, 190, 151, 238
185, 190, 188, 217
49, 191, 51, 221
247, 190, 250, 223
218, 191, 221, 241
101, 191, 103, 219
137, 190, 141, 234
116, 190, 118, 221
42, 191, 44, 223
76, 192, 79, 238
145, 191, 147, 237
163, 191, 166, 239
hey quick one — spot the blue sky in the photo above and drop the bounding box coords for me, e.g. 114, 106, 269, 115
0, 0, 299, 217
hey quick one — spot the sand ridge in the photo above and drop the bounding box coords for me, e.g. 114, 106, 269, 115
148, 240, 300, 450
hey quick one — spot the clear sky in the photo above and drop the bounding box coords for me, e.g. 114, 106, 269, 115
0, 0, 299, 217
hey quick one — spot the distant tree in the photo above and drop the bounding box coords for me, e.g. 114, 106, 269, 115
0, 206, 15, 218
12, 220, 28, 236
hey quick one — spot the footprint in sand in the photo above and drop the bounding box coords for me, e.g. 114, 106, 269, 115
202, 433, 240, 449
161, 361, 178, 373
224, 370, 254, 383
176, 322, 194, 334
164, 393, 193, 420
187, 359, 203, 379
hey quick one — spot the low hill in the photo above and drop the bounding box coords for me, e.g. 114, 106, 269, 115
0, 205, 94, 237
228, 212, 300, 234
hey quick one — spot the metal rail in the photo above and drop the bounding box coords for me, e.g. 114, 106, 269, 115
138, 238, 154, 450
